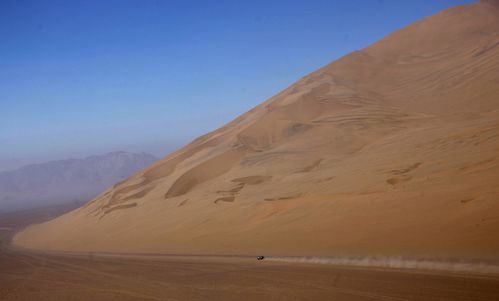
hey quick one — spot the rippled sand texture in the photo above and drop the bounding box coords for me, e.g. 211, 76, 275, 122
14, 1, 499, 260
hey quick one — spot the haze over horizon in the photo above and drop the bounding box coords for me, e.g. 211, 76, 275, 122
0, 151, 158, 211
0, 0, 474, 171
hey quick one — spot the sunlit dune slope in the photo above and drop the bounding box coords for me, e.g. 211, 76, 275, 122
14, 1, 499, 258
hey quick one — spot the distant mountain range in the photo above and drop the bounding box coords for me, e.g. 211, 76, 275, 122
0, 152, 157, 211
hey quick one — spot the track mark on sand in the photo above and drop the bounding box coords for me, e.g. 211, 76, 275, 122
460, 198, 474, 204
214, 196, 235, 204
386, 162, 421, 187
264, 193, 303, 201
390, 162, 422, 175
177, 199, 188, 207
386, 176, 412, 186
103, 203, 138, 215
231, 175, 272, 185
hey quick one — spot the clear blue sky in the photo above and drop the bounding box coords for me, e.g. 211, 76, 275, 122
0, 0, 474, 171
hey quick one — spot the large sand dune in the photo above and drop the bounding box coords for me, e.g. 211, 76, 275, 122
14, 0, 499, 259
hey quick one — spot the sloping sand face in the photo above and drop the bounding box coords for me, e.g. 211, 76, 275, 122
14, 1, 499, 259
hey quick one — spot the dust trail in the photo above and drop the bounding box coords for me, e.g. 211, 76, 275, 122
266, 256, 499, 275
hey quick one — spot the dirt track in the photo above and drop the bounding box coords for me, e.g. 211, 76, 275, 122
2, 241, 499, 300
2, 206, 499, 300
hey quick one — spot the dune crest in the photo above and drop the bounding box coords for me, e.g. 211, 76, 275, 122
14, 1, 499, 258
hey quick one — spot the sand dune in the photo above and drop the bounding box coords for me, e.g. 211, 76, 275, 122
14, 1, 499, 259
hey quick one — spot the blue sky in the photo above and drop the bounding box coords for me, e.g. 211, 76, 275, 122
0, 0, 474, 171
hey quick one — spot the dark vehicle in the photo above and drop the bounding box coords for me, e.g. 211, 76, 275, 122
256, 256, 265, 260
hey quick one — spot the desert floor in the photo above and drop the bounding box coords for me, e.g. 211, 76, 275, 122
2, 206, 499, 301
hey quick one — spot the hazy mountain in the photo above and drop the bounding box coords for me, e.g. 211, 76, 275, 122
0, 152, 157, 211
15, 1, 499, 258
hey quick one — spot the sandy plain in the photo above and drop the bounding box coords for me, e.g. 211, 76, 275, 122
2, 206, 499, 301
